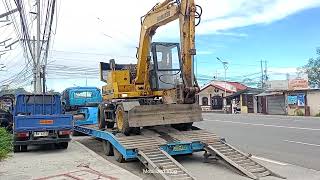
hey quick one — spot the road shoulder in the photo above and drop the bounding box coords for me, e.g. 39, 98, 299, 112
0, 140, 141, 180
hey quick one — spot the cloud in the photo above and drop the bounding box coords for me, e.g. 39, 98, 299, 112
1, 0, 320, 90
197, 0, 320, 34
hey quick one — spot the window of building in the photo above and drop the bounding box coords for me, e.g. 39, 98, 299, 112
202, 97, 208, 106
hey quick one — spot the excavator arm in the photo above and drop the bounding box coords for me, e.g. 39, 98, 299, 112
135, 0, 199, 102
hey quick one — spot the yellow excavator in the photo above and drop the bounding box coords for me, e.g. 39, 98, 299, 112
98, 0, 203, 135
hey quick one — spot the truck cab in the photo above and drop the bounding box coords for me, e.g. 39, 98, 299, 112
13, 94, 73, 152
61, 87, 102, 111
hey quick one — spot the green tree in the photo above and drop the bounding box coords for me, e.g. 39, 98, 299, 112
300, 48, 320, 88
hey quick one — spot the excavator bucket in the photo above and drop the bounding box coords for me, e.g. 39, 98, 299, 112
128, 104, 203, 127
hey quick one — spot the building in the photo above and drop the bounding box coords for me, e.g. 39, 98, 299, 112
197, 81, 247, 111
227, 88, 264, 114
256, 78, 320, 116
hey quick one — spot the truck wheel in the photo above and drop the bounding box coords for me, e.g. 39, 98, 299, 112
20, 145, 27, 152
102, 140, 114, 156
98, 105, 106, 130
59, 142, 69, 149
14, 145, 20, 152
115, 105, 130, 136
106, 121, 115, 129
113, 147, 125, 163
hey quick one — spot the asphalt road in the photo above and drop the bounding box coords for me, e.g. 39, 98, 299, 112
196, 113, 320, 170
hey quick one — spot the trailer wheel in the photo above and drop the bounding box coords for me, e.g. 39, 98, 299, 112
102, 140, 114, 156
98, 105, 106, 130
106, 121, 115, 129
113, 147, 125, 163
14, 145, 20, 152
20, 145, 27, 152
115, 105, 130, 136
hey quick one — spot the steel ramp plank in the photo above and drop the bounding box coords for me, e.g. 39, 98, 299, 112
205, 140, 286, 180
137, 148, 196, 180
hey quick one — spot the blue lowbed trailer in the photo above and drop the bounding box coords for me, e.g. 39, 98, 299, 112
13, 94, 73, 152
74, 124, 284, 180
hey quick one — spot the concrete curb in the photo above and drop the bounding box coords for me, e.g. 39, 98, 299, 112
73, 140, 142, 179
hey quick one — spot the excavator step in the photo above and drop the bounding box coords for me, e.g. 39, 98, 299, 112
138, 148, 195, 180
205, 140, 285, 180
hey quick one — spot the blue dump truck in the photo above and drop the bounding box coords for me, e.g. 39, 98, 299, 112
13, 94, 73, 152
61, 87, 102, 125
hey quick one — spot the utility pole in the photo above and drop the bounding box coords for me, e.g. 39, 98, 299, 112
264, 60, 268, 83
216, 57, 229, 109
35, 0, 42, 93
260, 60, 264, 89
32, 36, 36, 92
42, 65, 46, 93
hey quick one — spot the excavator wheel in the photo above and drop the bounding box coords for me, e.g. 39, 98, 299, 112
172, 122, 193, 131
115, 105, 130, 136
98, 104, 106, 130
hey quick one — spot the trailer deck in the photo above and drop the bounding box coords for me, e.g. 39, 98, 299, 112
74, 124, 285, 180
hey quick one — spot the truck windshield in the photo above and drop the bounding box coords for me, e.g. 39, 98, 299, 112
74, 91, 93, 98
25, 96, 55, 104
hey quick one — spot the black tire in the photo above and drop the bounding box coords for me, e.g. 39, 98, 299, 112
59, 142, 69, 149
106, 121, 115, 129
115, 105, 130, 136
98, 105, 106, 130
172, 122, 193, 131
102, 140, 114, 156
14, 145, 20, 152
72, 130, 85, 136
131, 127, 141, 135
113, 147, 125, 163
20, 145, 27, 152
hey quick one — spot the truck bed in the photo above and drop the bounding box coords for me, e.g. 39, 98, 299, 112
14, 114, 73, 131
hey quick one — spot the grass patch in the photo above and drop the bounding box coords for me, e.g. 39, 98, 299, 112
0, 127, 13, 160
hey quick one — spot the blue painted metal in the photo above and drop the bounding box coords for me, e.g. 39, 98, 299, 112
13, 94, 73, 145
14, 114, 73, 132
74, 125, 205, 160
61, 87, 102, 109
74, 107, 98, 126
14, 94, 63, 115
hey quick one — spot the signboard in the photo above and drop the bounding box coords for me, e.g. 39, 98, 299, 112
288, 78, 309, 90
266, 80, 288, 90
287, 95, 297, 105
297, 94, 305, 106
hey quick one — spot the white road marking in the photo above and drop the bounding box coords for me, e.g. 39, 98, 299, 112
252, 156, 288, 166
283, 140, 320, 147
204, 119, 320, 131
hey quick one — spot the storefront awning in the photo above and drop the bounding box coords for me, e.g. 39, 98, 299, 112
255, 92, 283, 97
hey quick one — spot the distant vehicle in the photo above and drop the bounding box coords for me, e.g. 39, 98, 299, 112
61, 87, 102, 111
62, 87, 102, 126
0, 94, 14, 131
13, 94, 73, 152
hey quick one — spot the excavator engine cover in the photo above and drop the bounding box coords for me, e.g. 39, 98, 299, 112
127, 103, 203, 127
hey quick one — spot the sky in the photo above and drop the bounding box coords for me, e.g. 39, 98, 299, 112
0, 0, 320, 92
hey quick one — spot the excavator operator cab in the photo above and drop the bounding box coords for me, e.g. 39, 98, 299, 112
149, 42, 182, 91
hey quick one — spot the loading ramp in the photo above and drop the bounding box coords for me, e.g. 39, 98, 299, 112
138, 148, 195, 180
205, 140, 286, 180
74, 125, 284, 180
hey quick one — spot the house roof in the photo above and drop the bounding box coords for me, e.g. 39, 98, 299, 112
200, 81, 247, 93
228, 82, 248, 91
227, 88, 264, 99
200, 84, 235, 93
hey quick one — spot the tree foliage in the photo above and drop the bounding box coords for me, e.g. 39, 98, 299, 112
301, 48, 320, 88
